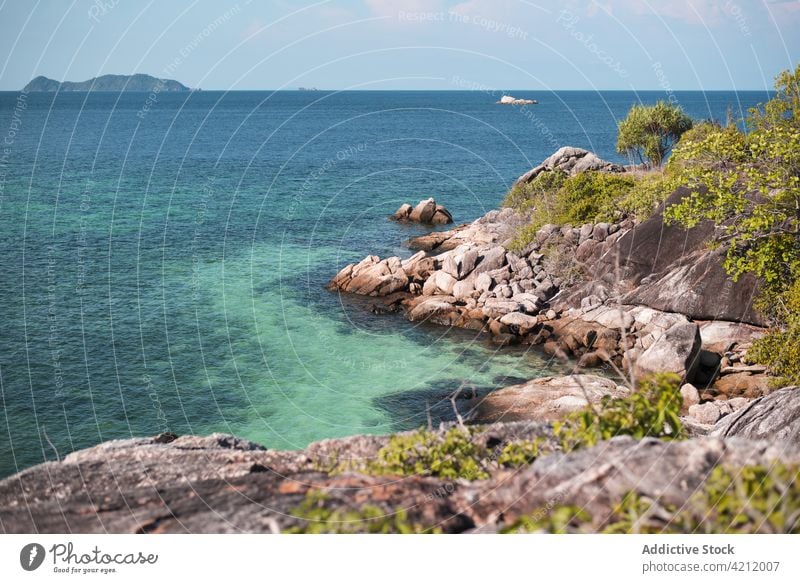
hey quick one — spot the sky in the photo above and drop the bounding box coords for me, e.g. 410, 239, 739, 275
0, 0, 797, 91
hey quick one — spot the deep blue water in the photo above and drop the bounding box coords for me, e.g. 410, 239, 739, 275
0, 89, 771, 477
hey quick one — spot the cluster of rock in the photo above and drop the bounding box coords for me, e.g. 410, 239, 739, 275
328, 207, 767, 399
390, 198, 453, 225
1, 385, 797, 533
514, 146, 625, 185
497, 95, 537, 105
328, 147, 777, 430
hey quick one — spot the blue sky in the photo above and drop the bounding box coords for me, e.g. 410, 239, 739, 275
0, 0, 797, 90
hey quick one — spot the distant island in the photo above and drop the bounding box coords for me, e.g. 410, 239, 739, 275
23, 74, 191, 92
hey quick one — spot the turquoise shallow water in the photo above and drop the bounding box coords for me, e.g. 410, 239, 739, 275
0, 90, 771, 477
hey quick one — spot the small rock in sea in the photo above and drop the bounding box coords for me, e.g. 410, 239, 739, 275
391, 198, 453, 225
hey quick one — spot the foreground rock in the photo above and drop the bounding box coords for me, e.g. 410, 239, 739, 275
471, 375, 629, 424
1, 430, 797, 533
391, 198, 453, 225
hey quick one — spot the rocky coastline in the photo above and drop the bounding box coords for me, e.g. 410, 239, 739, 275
2, 147, 796, 534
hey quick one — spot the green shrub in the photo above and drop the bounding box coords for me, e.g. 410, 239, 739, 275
551, 172, 635, 226
286, 492, 438, 533
506, 171, 635, 250
367, 427, 491, 480
504, 462, 800, 534
617, 101, 693, 167
500, 505, 592, 534
505, 170, 634, 227
616, 171, 681, 219
497, 439, 542, 468
747, 280, 800, 384
664, 65, 800, 295
674, 462, 800, 533
503, 169, 567, 212
554, 373, 684, 451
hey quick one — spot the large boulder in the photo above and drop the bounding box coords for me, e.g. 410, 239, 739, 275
698, 320, 766, 354
632, 321, 702, 381
710, 386, 800, 444
441, 247, 479, 280
327, 255, 409, 296
712, 372, 771, 399
514, 147, 624, 185
471, 374, 629, 424
583, 188, 766, 326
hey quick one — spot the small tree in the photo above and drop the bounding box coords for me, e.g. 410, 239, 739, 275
616, 101, 693, 167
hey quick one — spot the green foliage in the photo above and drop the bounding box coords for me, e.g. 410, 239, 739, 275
553, 373, 684, 451
504, 462, 800, 534
664, 64, 800, 296
286, 492, 438, 533
503, 169, 567, 212
367, 427, 491, 480
616, 171, 682, 219
506, 171, 635, 250
748, 280, 800, 384
497, 439, 542, 468
500, 505, 592, 534
616, 101, 693, 167
505, 170, 634, 225
662, 65, 800, 376
673, 462, 800, 534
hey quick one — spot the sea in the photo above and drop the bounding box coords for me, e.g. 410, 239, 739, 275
0, 89, 772, 477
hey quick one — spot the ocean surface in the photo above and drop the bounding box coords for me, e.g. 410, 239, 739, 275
0, 89, 772, 477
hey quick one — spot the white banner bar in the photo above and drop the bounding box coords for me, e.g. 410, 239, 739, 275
1, 534, 798, 582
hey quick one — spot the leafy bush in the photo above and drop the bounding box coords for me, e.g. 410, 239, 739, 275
504, 462, 800, 534
747, 280, 800, 384
503, 169, 567, 212
506, 171, 635, 250
617, 101, 693, 167
497, 439, 542, 468
553, 373, 684, 451
505, 170, 634, 226
367, 427, 491, 480
286, 492, 437, 534
500, 505, 592, 534
616, 171, 681, 219
664, 65, 800, 294
672, 462, 800, 534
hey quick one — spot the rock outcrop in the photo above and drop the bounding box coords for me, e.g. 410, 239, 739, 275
328, 175, 766, 385
391, 198, 453, 225
514, 146, 624, 186
470, 374, 629, 424
561, 188, 767, 326
1, 429, 797, 533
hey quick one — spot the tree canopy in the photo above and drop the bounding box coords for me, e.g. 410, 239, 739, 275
663, 63, 800, 382
664, 64, 800, 297
616, 101, 693, 167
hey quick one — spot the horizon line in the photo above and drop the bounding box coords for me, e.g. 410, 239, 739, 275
1, 87, 775, 92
